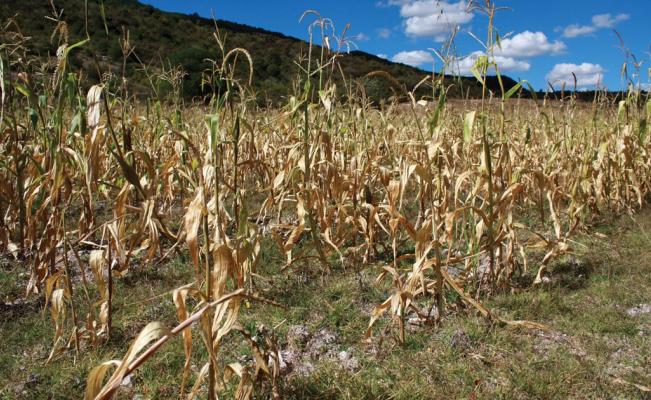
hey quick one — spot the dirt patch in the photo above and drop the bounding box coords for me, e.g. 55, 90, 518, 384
450, 330, 473, 353
0, 297, 43, 321
279, 325, 360, 377
531, 329, 587, 359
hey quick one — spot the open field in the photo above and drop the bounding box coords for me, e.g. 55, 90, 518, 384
1, 205, 651, 399
1, 4, 651, 399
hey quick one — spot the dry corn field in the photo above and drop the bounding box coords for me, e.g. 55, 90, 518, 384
1, 8, 651, 400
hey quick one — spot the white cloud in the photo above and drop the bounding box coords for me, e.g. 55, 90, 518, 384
375, 0, 400, 7
562, 24, 596, 38
452, 51, 530, 75
562, 13, 630, 38
377, 28, 392, 39
377, 53, 388, 59
545, 63, 605, 88
385, 0, 474, 41
391, 50, 434, 67
352, 33, 370, 41
592, 13, 629, 28
495, 31, 566, 58
399, 0, 465, 17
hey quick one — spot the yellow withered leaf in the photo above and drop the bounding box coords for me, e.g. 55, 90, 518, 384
86, 322, 167, 400
184, 189, 204, 269
86, 85, 103, 130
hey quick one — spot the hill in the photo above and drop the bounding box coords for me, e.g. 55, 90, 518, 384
0, 0, 522, 103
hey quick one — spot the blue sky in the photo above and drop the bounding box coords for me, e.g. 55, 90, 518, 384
141, 0, 650, 90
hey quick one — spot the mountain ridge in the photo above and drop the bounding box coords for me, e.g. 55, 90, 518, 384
0, 0, 522, 102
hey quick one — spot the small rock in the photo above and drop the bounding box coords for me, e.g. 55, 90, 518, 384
286, 325, 310, 346
407, 305, 439, 331
120, 374, 132, 388
279, 348, 301, 372
306, 329, 337, 357
280, 327, 356, 378
418, 304, 439, 320
338, 350, 360, 371
407, 316, 422, 325
293, 361, 315, 376
626, 304, 650, 317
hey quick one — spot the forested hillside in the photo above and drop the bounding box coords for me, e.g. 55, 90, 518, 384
0, 0, 521, 102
